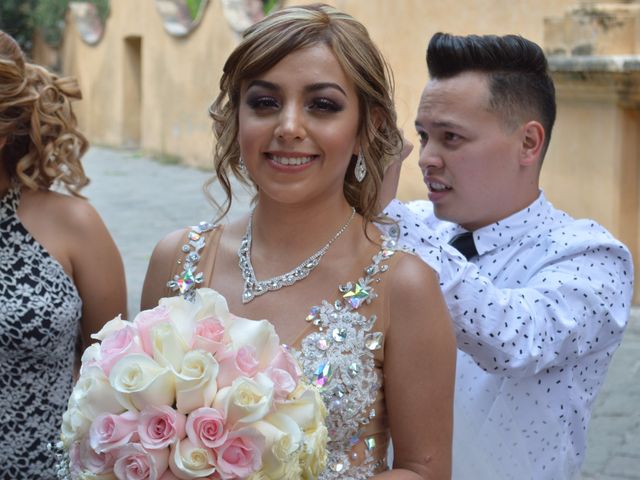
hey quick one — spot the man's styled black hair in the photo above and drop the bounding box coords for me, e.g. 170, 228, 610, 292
427, 32, 556, 159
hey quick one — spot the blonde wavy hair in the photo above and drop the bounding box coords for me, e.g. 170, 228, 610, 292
0, 30, 89, 196
208, 3, 402, 226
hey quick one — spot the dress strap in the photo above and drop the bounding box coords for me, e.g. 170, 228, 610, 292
166, 221, 221, 301
0, 180, 21, 220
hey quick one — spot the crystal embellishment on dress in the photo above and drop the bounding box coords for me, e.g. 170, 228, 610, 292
342, 282, 370, 309
292, 235, 397, 479
168, 221, 215, 301
238, 208, 356, 303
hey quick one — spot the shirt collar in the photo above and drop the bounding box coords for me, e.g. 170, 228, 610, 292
453, 191, 550, 256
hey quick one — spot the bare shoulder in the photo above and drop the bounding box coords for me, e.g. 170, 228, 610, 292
387, 250, 441, 302
21, 189, 104, 233
141, 227, 191, 310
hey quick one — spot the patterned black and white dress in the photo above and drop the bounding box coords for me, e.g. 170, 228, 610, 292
0, 184, 82, 479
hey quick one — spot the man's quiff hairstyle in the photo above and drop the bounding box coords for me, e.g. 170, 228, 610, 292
208, 3, 401, 225
427, 32, 556, 159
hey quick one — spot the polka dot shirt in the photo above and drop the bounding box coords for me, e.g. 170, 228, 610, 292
381, 192, 633, 479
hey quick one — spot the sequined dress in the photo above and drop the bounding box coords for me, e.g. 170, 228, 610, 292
0, 185, 82, 478
167, 222, 398, 479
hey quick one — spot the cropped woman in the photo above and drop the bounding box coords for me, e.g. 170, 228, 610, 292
143, 5, 455, 478
0, 31, 127, 478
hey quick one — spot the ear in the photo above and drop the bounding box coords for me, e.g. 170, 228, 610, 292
519, 120, 545, 167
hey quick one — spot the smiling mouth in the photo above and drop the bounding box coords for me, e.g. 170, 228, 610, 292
267, 154, 315, 166
427, 180, 452, 192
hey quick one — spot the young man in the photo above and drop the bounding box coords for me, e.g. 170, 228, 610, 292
383, 33, 633, 479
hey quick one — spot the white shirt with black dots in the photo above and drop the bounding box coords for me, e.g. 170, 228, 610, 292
382, 192, 633, 480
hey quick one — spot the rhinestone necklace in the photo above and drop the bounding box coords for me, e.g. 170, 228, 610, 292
238, 207, 356, 304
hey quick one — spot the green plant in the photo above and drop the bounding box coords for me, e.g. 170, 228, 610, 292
186, 0, 202, 20
0, 0, 36, 53
263, 0, 278, 15
31, 0, 110, 47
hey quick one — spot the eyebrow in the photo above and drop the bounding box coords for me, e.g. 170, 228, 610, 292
414, 119, 463, 130
246, 80, 347, 97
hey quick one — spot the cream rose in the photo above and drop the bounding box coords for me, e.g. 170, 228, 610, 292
174, 350, 219, 414
225, 317, 280, 369
91, 315, 130, 341
148, 322, 189, 371
109, 354, 175, 412
253, 413, 303, 478
72, 365, 125, 419
214, 373, 274, 427
61, 403, 92, 448
299, 424, 328, 479
277, 388, 326, 431
168, 438, 216, 480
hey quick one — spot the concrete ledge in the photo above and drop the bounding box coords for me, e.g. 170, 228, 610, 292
548, 54, 640, 72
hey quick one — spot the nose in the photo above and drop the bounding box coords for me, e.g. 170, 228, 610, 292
418, 141, 444, 172
274, 103, 306, 142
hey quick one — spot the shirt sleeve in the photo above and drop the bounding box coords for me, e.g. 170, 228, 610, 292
382, 200, 634, 378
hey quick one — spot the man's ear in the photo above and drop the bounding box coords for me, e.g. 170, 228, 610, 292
520, 121, 545, 167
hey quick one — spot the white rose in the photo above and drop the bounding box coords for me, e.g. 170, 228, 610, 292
109, 354, 175, 412
225, 317, 280, 369
300, 425, 328, 479
277, 388, 326, 431
174, 350, 219, 414
168, 438, 216, 479
149, 322, 189, 371
253, 413, 303, 478
80, 343, 102, 373
72, 366, 125, 419
194, 288, 232, 322
214, 373, 274, 426
60, 404, 91, 448
91, 315, 130, 341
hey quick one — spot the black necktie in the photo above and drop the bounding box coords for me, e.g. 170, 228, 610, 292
449, 232, 478, 260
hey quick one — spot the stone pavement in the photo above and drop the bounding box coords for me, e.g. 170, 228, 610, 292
82, 146, 640, 479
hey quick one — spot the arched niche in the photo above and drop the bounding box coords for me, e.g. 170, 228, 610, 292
221, 0, 281, 34
69, 1, 108, 45
155, 0, 209, 37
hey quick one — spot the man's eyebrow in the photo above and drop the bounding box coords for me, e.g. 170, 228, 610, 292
414, 119, 463, 130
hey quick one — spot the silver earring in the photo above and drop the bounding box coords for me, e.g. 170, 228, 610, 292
355, 151, 367, 182
239, 156, 247, 175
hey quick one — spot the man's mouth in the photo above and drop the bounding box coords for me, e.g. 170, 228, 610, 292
427, 180, 452, 192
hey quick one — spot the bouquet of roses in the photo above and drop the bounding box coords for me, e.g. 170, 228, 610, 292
55, 288, 328, 480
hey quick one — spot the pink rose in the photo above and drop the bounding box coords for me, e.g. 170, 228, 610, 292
113, 443, 169, 480
70, 435, 116, 474
266, 347, 302, 401
217, 345, 260, 388
90, 411, 139, 453
135, 306, 173, 356
215, 429, 264, 479
99, 325, 144, 375
192, 316, 225, 353
185, 407, 228, 449
138, 405, 186, 450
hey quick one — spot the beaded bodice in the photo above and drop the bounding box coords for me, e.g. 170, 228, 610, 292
168, 223, 398, 478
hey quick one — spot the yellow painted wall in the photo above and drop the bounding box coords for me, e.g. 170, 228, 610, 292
59, 0, 640, 300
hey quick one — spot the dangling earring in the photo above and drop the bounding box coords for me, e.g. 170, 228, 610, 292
355, 150, 367, 182
238, 156, 247, 175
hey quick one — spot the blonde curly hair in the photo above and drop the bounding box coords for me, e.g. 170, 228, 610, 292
208, 3, 402, 226
0, 30, 89, 196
